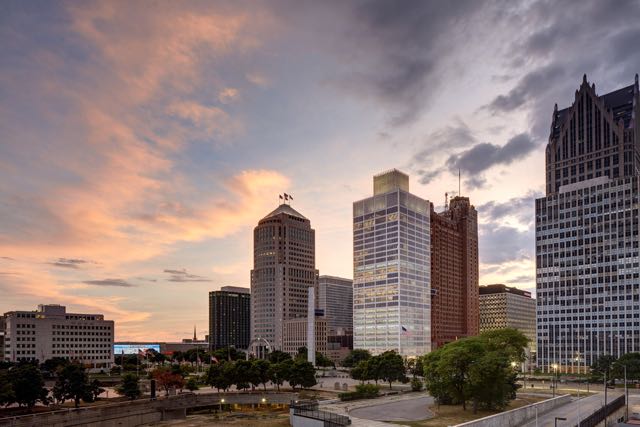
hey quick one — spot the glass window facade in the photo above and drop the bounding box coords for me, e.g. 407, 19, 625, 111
353, 188, 431, 357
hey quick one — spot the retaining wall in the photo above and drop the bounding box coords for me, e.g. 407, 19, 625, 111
453, 394, 572, 427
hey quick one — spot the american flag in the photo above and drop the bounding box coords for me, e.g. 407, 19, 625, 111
401, 325, 411, 337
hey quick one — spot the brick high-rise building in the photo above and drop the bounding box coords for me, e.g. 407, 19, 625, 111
430, 196, 479, 349
251, 203, 318, 352
536, 74, 640, 373
209, 286, 251, 351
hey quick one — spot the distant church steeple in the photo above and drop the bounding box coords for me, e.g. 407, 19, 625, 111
193, 325, 197, 341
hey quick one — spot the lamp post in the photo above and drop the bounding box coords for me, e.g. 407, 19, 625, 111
554, 416, 566, 427
511, 361, 518, 392
624, 364, 628, 421
551, 363, 559, 398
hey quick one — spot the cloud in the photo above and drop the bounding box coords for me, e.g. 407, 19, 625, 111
446, 133, 537, 176
479, 223, 533, 265
506, 275, 534, 284
478, 191, 542, 226
163, 269, 211, 283
218, 87, 240, 104
82, 278, 136, 287
49, 258, 91, 269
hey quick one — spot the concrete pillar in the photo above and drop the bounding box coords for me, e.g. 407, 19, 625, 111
307, 287, 315, 366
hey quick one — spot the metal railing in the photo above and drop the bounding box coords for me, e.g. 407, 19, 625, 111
579, 395, 625, 427
290, 400, 350, 426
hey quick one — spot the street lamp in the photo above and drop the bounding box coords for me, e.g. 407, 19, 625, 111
551, 363, 559, 398
554, 416, 566, 427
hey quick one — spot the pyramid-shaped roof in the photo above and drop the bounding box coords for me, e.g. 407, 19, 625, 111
262, 204, 307, 220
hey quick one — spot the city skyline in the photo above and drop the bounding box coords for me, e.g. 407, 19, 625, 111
2, 1, 640, 341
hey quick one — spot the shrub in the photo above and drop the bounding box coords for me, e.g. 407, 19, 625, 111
411, 377, 423, 391
338, 384, 380, 401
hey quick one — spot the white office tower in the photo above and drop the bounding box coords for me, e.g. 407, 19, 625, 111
353, 170, 431, 357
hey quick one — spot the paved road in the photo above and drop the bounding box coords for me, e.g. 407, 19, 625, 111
520, 391, 624, 427
350, 396, 434, 422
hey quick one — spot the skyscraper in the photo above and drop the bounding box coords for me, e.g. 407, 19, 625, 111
353, 169, 431, 357
430, 196, 479, 349
209, 286, 251, 351
251, 203, 318, 352
536, 74, 640, 373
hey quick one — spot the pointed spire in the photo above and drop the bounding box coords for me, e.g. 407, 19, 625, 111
193, 325, 197, 341
583, 73, 587, 84
554, 103, 558, 113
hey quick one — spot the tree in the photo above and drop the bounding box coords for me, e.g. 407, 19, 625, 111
252, 359, 271, 391
116, 373, 141, 400
315, 352, 334, 367
212, 346, 244, 362
591, 354, 616, 382
146, 349, 166, 364
480, 328, 529, 363
234, 360, 254, 391
612, 353, 640, 381
295, 347, 307, 360
268, 360, 291, 391
9, 363, 49, 411
350, 360, 368, 383
41, 357, 70, 376
52, 363, 97, 408
152, 367, 185, 396
342, 349, 371, 368
206, 363, 231, 392
0, 369, 15, 407
288, 359, 317, 390
268, 350, 292, 364
468, 351, 516, 412
377, 351, 406, 390
185, 377, 199, 391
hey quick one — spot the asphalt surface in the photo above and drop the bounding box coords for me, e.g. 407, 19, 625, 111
520, 391, 624, 427
349, 396, 434, 422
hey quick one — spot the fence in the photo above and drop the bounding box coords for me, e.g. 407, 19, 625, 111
579, 395, 625, 427
290, 400, 350, 427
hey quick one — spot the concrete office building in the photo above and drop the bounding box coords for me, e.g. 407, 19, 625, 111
0, 315, 5, 362
536, 74, 640, 373
282, 316, 327, 357
353, 170, 431, 357
3, 304, 114, 371
430, 196, 479, 349
317, 275, 353, 335
479, 284, 536, 364
251, 202, 318, 351
209, 286, 251, 351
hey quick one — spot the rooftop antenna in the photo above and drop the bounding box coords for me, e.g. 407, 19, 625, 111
445, 192, 448, 210
458, 169, 461, 197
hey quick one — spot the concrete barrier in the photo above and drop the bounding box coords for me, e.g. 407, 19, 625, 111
453, 395, 572, 427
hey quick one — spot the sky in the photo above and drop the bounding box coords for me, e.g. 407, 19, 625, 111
1, 0, 640, 341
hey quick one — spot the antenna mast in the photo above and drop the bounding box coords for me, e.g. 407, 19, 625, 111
445, 192, 448, 210
458, 169, 461, 197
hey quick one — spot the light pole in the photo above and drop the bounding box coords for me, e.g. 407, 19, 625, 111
551, 363, 559, 398
624, 364, 628, 421
554, 416, 566, 427
511, 361, 518, 393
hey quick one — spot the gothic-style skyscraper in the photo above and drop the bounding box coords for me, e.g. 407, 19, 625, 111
536, 74, 640, 373
251, 203, 318, 352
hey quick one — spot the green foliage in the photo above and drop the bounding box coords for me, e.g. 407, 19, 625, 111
590, 354, 616, 382
267, 350, 292, 364
252, 359, 271, 391
268, 360, 291, 391
315, 352, 334, 367
53, 363, 100, 408
9, 363, 49, 411
422, 328, 527, 412
234, 360, 254, 390
338, 384, 380, 401
211, 346, 245, 362
411, 377, 423, 391
342, 349, 371, 368
151, 366, 185, 396
185, 377, 199, 391
41, 357, 70, 375
377, 351, 406, 389
288, 359, 317, 390
612, 353, 640, 381
116, 373, 141, 400
350, 360, 368, 383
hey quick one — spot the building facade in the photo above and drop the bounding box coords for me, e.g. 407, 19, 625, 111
430, 196, 479, 349
353, 170, 431, 357
3, 305, 114, 371
479, 284, 536, 360
251, 203, 318, 352
209, 286, 251, 351
282, 316, 328, 357
536, 74, 640, 373
317, 275, 353, 335
0, 315, 5, 362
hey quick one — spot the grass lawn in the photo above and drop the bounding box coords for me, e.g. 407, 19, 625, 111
391, 395, 548, 427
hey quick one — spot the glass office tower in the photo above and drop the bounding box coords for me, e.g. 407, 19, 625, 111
353, 170, 431, 357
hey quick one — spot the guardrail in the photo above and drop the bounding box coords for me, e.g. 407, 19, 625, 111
290, 400, 351, 426
579, 394, 625, 427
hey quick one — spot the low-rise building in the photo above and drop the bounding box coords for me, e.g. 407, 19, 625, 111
282, 317, 327, 358
3, 304, 114, 371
